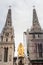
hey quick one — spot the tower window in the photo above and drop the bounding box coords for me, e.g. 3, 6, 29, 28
0, 55, 2, 61
38, 44, 42, 57
33, 34, 35, 38
35, 43, 37, 53
6, 38, 8, 42
1, 36, 3, 41
27, 50, 29, 56
38, 34, 40, 38
11, 36, 13, 40
8, 21, 10, 23
5, 33, 9, 36
8, 21, 11, 26
4, 47, 8, 62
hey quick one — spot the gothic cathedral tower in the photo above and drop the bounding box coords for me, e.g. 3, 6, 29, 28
24, 7, 43, 65
0, 7, 15, 65
27, 7, 43, 65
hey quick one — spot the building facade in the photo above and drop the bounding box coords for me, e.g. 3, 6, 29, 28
24, 8, 43, 65
0, 7, 15, 65
0, 6, 43, 65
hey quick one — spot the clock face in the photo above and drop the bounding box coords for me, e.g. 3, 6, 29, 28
5, 33, 9, 36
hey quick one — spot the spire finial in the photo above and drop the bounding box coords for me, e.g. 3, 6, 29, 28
33, 5, 35, 9
9, 5, 11, 9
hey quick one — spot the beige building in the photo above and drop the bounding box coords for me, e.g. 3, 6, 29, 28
0, 7, 15, 65
24, 7, 43, 65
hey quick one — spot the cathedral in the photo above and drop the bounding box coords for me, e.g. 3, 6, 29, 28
0, 6, 43, 65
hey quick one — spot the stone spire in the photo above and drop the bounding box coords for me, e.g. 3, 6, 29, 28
31, 6, 41, 32
5, 6, 12, 27
2, 6, 13, 33
1, 6, 14, 43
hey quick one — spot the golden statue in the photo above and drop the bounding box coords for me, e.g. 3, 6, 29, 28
17, 43, 24, 57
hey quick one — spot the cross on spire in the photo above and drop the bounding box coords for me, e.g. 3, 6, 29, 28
9, 5, 11, 9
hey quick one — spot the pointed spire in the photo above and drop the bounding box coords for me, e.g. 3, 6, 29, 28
1, 6, 13, 35
33, 6, 38, 25
1, 6, 14, 43
31, 6, 41, 32
5, 5, 12, 27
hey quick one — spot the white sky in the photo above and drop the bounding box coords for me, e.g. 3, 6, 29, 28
0, 0, 43, 56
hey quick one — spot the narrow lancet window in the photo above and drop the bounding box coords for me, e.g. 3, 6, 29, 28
4, 47, 8, 62
38, 44, 42, 57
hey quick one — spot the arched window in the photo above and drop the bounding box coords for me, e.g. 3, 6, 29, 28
1, 36, 3, 41
6, 38, 8, 42
4, 47, 8, 62
38, 44, 42, 57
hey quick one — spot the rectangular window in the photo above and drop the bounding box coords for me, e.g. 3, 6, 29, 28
38, 44, 42, 57
4, 48, 8, 62
33, 34, 35, 38
38, 34, 40, 38
27, 50, 29, 56
0, 55, 2, 61
1, 36, 3, 41
6, 38, 8, 42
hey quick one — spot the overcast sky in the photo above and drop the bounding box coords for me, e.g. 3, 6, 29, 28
0, 0, 43, 56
